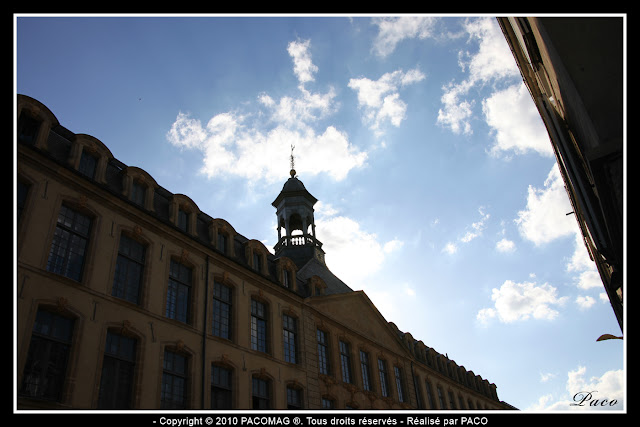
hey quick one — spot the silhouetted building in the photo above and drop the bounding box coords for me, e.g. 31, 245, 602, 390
498, 17, 624, 331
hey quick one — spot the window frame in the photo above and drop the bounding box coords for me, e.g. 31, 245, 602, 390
359, 350, 372, 392
212, 281, 232, 340
211, 364, 233, 409
19, 308, 75, 402
112, 233, 146, 305
339, 340, 353, 384
97, 330, 137, 409
252, 376, 270, 410
394, 365, 405, 403
378, 358, 389, 398
250, 299, 268, 353
317, 329, 330, 376
161, 349, 189, 409
282, 314, 297, 364
166, 259, 193, 324
46, 204, 93, 282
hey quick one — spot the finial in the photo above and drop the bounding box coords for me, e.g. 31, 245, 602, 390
290, 144, 296, 178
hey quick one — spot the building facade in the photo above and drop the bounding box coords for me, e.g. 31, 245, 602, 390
497, 17, 624, 331
15, 94, 514, 411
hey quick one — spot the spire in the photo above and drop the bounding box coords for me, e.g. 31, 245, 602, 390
289, 144, 296, 178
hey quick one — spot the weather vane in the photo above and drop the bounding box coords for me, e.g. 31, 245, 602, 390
290, 144, 296, 178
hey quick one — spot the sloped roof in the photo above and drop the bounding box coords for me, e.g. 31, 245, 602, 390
296, 256, 353, 295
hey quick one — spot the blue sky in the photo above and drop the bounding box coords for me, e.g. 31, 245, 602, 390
15, 14, 625, 412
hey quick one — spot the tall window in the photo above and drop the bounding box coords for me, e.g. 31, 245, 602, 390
415, 377, 424, 409
47, 204, 92, 282
166, 259, 192, 324
211, 365, 233, 409
394, 366, 405, 403
20, 309, 74, 402
283, 314, 297, 363
17, 180, 30, 225
98, 331, 136, 409
161, 350, 188, 409
378, 359, 389, 397
425, 380, 435, 409
252, 377, 270, 409
448, 391, 456, 409
112, 234, 146, 304
212, 282, 232, 340
287, 386, 303, 409
458, 395, 466, 410
322, 398, 334, 409
359, 351, 372, 391
339, 341, 352, 384
251, 299, 268, 353
437, 386, 446, 409
317, 329, 330, 375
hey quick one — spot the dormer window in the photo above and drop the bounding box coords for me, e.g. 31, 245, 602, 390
253, 252, 262, 272
177, 207, 189, 232
218, 233, 228, 254
131, 180, 145, 206
17, 112, 40, 145
78, 150, 98, 179
283, 269, 292, 289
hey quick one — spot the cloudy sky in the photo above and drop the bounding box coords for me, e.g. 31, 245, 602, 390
15, 14, 625, 412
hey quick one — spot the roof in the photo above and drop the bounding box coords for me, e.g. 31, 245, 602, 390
296, 256, 353, 295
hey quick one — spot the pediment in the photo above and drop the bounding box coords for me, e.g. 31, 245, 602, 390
306, 290, 410, 356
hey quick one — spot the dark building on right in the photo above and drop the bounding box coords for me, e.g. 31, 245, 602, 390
497, 17, 624, 331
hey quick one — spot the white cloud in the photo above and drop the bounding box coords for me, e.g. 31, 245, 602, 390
167, 39, 367, 184
442, 242, 458, 255
443, 207, 490, 254
314, 203, 403, 290
540, 372, 556, 383
576, 295, 596, 310
528, 366, 625, 411
437, 80, 474, 135
371, 16, 439, 57
483, 83, 554, 157
348, 68, 425, 136
477, 279, 568, 324
288, 39, 318, 84
576, 270, 603, 291
460, 207, 490, 242
460, 17, 520, 83
515, 165, 576, 246
437, 17, 520, 136
496, 238, 516, 253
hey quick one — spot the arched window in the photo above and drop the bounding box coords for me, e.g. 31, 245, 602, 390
211, 363, 233, 409
46, 202, 94, 282
20, 307, 76, 402
97, 329, 138, 409
161, 348, 190, 409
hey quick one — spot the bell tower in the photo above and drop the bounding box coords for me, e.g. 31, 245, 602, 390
272, 146, 325, 268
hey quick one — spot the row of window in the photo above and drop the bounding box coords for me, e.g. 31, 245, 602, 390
19, 307, 306, 409
19, 190, 297, 340
318, 330, 494, 410
20, 305, 494, 410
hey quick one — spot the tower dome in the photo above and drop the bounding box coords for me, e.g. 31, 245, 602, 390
272, 173, 324, 268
